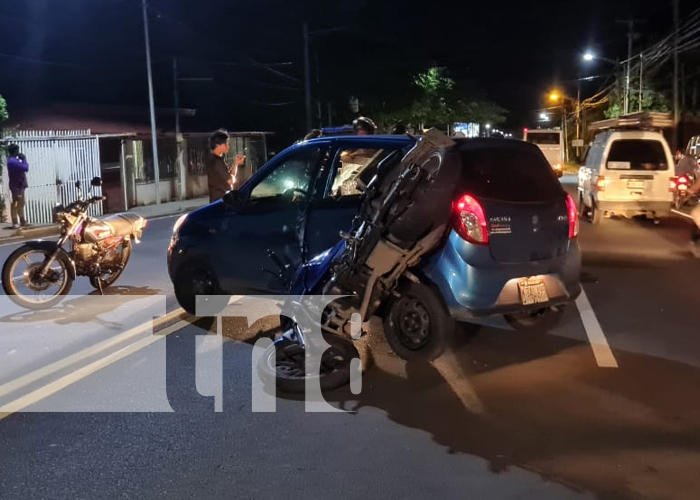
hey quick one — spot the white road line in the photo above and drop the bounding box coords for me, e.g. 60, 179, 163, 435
0, 307, 186, 400
576, 289, 619, 368
0, 295, 244, 420
671, 209, 694, 220
0, 319, 192, 419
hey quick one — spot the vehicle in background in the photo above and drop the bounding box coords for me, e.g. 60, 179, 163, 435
577, 113, 675, 224
168, 134, 581, 341
523, 129, 564, 177
685, 135, 700, 160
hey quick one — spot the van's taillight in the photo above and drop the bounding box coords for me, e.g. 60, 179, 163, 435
596, 176, 607, 191
453, 194, 489, 244
566, 194, 579, 239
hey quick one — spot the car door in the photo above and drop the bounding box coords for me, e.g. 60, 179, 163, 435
304, 141, 409, 256
216, 144, 329, 294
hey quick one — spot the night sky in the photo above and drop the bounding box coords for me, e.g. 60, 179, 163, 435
0, 0, 688, 142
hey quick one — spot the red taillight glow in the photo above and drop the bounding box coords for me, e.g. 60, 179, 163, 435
453, 194, 489, 244
596, 176, 607, 191
566, 194, 579, 239
670, 178, 678, 191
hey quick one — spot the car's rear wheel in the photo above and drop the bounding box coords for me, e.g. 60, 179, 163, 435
590, 199, 603, 225
577, 194, 588, 219
383, 281, 454, 361
504, 305, 566, 333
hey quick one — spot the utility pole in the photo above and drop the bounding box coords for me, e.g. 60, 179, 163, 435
673, 0, 681, 150
638, 54, 644, 112
173, 57, 184, 201
616, 18, 645, 116
141, 0, 160, 204
303, 22, 312, 132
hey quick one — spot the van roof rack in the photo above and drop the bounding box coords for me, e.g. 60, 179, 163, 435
588, 112, 674, 132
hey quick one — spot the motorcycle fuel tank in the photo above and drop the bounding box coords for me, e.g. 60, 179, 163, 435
82, 220, 113, 242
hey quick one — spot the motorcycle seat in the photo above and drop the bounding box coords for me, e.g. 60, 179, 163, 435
102, 213, 144, 237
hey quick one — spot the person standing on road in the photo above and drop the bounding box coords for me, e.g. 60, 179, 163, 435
206, 129, 245, 203
6, 144, 29, 229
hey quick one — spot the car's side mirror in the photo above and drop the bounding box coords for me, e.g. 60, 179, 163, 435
223, 190, 246, 207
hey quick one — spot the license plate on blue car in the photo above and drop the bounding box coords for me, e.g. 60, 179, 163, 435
517, 278, 549, 305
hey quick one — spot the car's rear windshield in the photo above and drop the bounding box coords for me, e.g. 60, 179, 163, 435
458, 145, 563, 202
525, 132, 560, 145
606, 139, 669, 171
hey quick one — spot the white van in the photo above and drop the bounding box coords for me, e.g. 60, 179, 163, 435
524, 129, 564, 177
578, 129, 674, 224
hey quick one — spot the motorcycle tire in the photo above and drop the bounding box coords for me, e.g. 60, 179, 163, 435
257, 332, 360, 394
383, 281, 454, 361
2, 245, 74, 309
89, 240, 132, 290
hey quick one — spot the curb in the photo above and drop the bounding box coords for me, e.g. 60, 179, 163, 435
0, 203, 207, 244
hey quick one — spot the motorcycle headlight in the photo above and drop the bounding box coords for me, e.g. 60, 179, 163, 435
172, 214, 188, 236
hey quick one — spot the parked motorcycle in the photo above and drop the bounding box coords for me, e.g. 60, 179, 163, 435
1, 177, 148, 309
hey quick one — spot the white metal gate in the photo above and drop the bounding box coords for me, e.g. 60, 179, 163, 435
4, 130, 103, 225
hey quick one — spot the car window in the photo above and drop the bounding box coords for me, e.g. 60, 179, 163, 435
458, 145, 563, 202
250, 147, 320, 201
525, 132, 560, 145
327, 148, 396, 198
606, 140, 668, 171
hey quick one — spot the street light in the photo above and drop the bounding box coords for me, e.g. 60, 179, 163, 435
539, 112, 550, 122
583, 52, 595, 62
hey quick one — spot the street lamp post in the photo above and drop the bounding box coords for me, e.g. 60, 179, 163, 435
549, 92, 569, 162
141, 0, 160, 204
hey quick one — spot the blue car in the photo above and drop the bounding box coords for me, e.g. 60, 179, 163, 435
168, 135, 581, 334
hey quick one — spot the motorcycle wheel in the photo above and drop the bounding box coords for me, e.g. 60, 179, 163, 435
89, 240, 132, 290
383, 281, 453, 361
257, 332, 359, 394
1, 245, 73, 309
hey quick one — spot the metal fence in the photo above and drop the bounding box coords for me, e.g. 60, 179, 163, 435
4, 130, 103, 225
185, 133, 269, 184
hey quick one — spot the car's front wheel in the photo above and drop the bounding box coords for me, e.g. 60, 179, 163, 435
174, 262, 230, 316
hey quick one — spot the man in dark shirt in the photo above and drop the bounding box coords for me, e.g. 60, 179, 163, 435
6, 144, 29, 228
206, 129, 245, 203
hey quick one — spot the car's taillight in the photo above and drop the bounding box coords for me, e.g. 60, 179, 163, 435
453, 194, 489, 244
670, 177, 678, 192
596, 176, 607, 191
565, 194, 579, 239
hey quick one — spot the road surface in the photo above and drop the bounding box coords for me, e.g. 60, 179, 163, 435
1, 190, 699, 500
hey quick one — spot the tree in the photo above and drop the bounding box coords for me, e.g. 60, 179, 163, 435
377, 67, 507, 131
0, 94, 7, 124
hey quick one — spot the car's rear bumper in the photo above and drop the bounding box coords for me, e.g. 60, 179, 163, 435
422, 232, 581, 322
597, 199, 671, 216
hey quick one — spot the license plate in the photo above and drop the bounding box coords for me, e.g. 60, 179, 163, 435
627, 180, 645, 190
517, 279, 549, 306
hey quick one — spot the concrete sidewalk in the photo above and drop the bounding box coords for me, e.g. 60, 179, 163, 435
0, 197, 209, 243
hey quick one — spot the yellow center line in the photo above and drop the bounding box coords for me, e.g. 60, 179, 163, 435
0, 307, 186, 401
0, 318, 192, 420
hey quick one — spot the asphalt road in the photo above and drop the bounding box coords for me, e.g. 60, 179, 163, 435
1, 185, 700, 500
